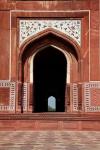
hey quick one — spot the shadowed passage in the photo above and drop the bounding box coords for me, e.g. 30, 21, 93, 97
33, 46, 67, 112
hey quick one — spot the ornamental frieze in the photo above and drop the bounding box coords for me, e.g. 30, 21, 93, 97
19, 19, 81, 45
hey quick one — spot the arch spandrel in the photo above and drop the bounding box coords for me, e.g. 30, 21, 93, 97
19, 20, 81, 46
19, 28, 82, 61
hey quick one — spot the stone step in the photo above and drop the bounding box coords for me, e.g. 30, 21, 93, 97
0, 112, 100, 121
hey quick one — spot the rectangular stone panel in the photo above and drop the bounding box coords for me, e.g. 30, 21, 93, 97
91, 89, 100, 106
0, 88, 10, 105
0, 81, 15, 111
82, 121, 100, 130
84, 82, 100, 112
38, 121, 58, 129
63, 121, 79, 130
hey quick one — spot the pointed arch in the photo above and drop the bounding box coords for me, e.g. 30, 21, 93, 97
19, 28, 82, 61
18, 28, 82, 82
29, 45, 70, 83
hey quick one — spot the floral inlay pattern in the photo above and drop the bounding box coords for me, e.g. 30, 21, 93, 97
19, 19, 81, 45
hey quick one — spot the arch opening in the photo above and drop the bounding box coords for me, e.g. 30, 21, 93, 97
20, 29, 81, 84
19, 29, 82, 113
30, 45, 70, 83
33, 46, 67, 112
48, 96, 56, 112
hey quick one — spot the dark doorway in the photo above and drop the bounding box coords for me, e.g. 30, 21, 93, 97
33, 46, 67, 112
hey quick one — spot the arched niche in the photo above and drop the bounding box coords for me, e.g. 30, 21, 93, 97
19, 29, 82, 82
18, 28, 82, 112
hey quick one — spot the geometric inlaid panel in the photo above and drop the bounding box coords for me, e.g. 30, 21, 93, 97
72, 83, 78, 111
19, 19, 81, 45
22, 83, 28, 111
0, 81, 15, 111
84, 82, 100, 112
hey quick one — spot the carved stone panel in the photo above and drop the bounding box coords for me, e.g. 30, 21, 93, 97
19, 19, 81, 45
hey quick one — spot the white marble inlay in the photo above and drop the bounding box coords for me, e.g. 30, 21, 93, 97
22, 83, 28, 111
72, 83, 78, 111
19, 19, 81, 45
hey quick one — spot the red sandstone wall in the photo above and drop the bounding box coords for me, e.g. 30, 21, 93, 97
0, 11, 10, 79
0, 0, 99, 114
0, 0, 99, 81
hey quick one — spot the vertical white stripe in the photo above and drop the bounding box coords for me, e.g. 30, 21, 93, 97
9, 11, 11, 81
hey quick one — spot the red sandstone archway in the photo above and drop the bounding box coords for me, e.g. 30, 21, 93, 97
18, 28, 83, 112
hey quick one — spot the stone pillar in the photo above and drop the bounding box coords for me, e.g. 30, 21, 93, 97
65, 84, 70, 112
72, 83, 78, 112
28, 82, 33, 112
17, 81, 22, 113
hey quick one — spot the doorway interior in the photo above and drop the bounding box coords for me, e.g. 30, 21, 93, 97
33, 46, 67, 112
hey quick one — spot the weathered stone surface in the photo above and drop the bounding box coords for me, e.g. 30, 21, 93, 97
0, 131, 100, 150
